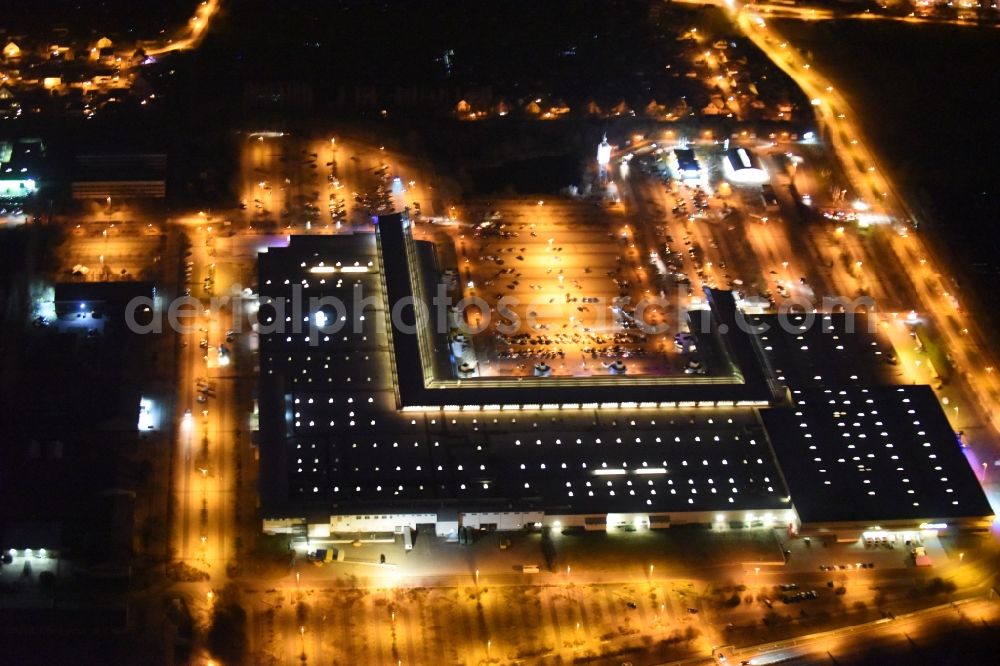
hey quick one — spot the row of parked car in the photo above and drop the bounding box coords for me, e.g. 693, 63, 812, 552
819, 562, 875, 571
781, 589, 818, 604
865, 535, 898, 549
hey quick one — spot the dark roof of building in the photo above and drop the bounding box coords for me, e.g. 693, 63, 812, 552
0, 285, 147, 563
673, 148, 699, 172
748, 312, 899, 389
72, 153, 166, 182
255, 230, 992, 528
255, 232, 789, 517
279, 414, 790, 516
54, 280, 153, 307
0, 137, 43, 177
760, 385, 993, 525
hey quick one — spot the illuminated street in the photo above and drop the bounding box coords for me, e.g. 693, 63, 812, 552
2, 1, 999, 664
723, 1, 1000, 489
147, 0, 219, 55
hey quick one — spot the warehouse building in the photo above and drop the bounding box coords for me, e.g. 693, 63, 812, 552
257, 215, 993, 544
723, 146, 769, 184
71, 153, 166, 199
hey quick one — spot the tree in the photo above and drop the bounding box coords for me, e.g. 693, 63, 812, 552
207, 584, 247, 665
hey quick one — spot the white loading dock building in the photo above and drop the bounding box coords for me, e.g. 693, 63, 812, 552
265, 506, 800, 541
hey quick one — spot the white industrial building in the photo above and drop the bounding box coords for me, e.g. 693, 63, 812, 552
723, 146, 769, 184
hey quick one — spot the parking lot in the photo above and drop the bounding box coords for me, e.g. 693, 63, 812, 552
624, 140, 914, 317
239, 132, 438, 234
247, 525, 964, 665
424, 198, 697, 378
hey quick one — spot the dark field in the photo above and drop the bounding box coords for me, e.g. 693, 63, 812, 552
0, 0, 197, 38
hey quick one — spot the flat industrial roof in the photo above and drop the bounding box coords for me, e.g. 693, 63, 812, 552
760, 385, 993, 526
748, 312, 900, 389
673, 148, 699, 172
257, 230, 992, 529
256, 233, 789, 516
0, 138, 43, 177
54, 280, 154, 307
285, 412, 790, 516
73, 153, 166, 183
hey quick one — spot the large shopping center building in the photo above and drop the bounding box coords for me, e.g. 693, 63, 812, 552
256, 213, 993, 543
